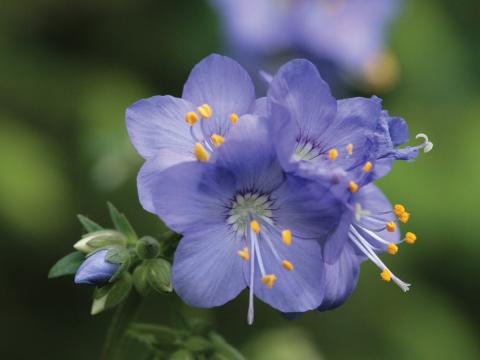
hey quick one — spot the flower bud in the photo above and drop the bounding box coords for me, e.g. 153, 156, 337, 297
74, 249, 119, 285
74, 230, 127, 254
136, 236, 161, 260
146, 258, 172, 293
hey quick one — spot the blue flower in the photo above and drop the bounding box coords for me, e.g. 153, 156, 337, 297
265, 59, 432, 190
210, 0, 400, 77
319, 184, 415, 311
74, 249, 119, 285
126, 54, 263, 213
138, 115, 345, 323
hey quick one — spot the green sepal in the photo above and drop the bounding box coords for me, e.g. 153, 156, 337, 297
136, 236, 161, 260
183, 336, 212, 353
129, 323, 186, 346
77, 214, 103, 232
48, 251, 85, 278
91, 273, 133, 315
169, 349, 194, 360
107, 202, 138, 243
132, 264, 152, 297
105, 248, 131, 283
146, 258, 172, 293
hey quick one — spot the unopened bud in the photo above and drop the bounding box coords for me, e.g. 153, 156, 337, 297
146, 258, 172, 293
74, 230, 127, 254
136, 236, 161, 260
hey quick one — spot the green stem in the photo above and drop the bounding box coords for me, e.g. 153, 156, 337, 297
101, 291, 142, 360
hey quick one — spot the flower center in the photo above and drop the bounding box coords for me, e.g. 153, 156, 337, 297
227, 193, 274, 234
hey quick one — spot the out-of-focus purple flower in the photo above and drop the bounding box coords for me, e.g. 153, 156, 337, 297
126, 54, 263, 213
74, 249, 119, 285
138, 115, 344, 323
210, 0, 400, 83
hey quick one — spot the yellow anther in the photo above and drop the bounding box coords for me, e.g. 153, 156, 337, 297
250, 220, 260, 234
237, 247, 249, 261
194, 143, 209, 162
185, 111, 199, 126
404, 232, 417, 244
328, 148, 338, 160
348, 181, 358, 193
198, 104, 212, 118
346, 143, 353, 155
399, 212, 410, 224
363, 161, 373, 173
282, 260, 294, 271
387, 244, 399, 255
380, 269, 392, 282
386, 221, 396, 232
282, 229, 292, 246
230, 113, 239, 124
393, 204, 405, 216
211, 134, 225, 147
261, 274, 277, 289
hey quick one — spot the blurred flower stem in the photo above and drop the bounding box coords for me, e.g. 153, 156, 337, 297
101, 291, 143, 360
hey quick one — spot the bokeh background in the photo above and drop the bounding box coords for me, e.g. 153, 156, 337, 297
1, 0, 479, 359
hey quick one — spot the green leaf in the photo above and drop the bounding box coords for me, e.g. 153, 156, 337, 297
105, 272, 133, 309
107, 202, 138, 242
183, 336, 211, 353
92, 273, 133, 315
169, 349, 194, 360
130, 323, 186, 346
77, 214, 103, 232
48, 251, 85, 278
146, 258, 172, 293
209, 333, 245, 360
105, 247, 130, 264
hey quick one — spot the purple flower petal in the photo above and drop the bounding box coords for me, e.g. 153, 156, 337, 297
74, 249, 119, 285
318, 242, 361, 311
126, 95, 196, 160
182, 54, 256, 137
173, 225, 247, 307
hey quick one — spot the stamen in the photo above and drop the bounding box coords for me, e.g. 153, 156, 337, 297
230, 113, 239, 124
387, 244, 399, 255
381, 269, 392, 282
211, 134, 225, 148
185, 111, 199, 126
386, 221, 396, 232
194, 143, 209, 162
247, 227, 256, 325
404, 232, 417, 244
363, 161, 373, 173
198, 104, 213, 119
282, 229, 292, 246
399, 212, 410, 224
237, 247, 249, 261
393, 204, 405, 216
349, 226, 410, 292
346, 143, 353, 155
348, 181, 359, 193
415, 133, 433, 153
250, 220, 260, 234
282, 260, 293, 271
328, 148, 338, 160
261, 274, 277, 288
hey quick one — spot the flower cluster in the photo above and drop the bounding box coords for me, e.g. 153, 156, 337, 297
210, 0, 400, 82
126, 54, 432, 323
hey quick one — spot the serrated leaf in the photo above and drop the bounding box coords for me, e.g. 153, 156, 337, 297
107, 202, 138, 242
48, 251, 85, 278
77, 214, 103, 232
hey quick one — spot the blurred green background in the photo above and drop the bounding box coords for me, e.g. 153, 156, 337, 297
1, 0, 479, 359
